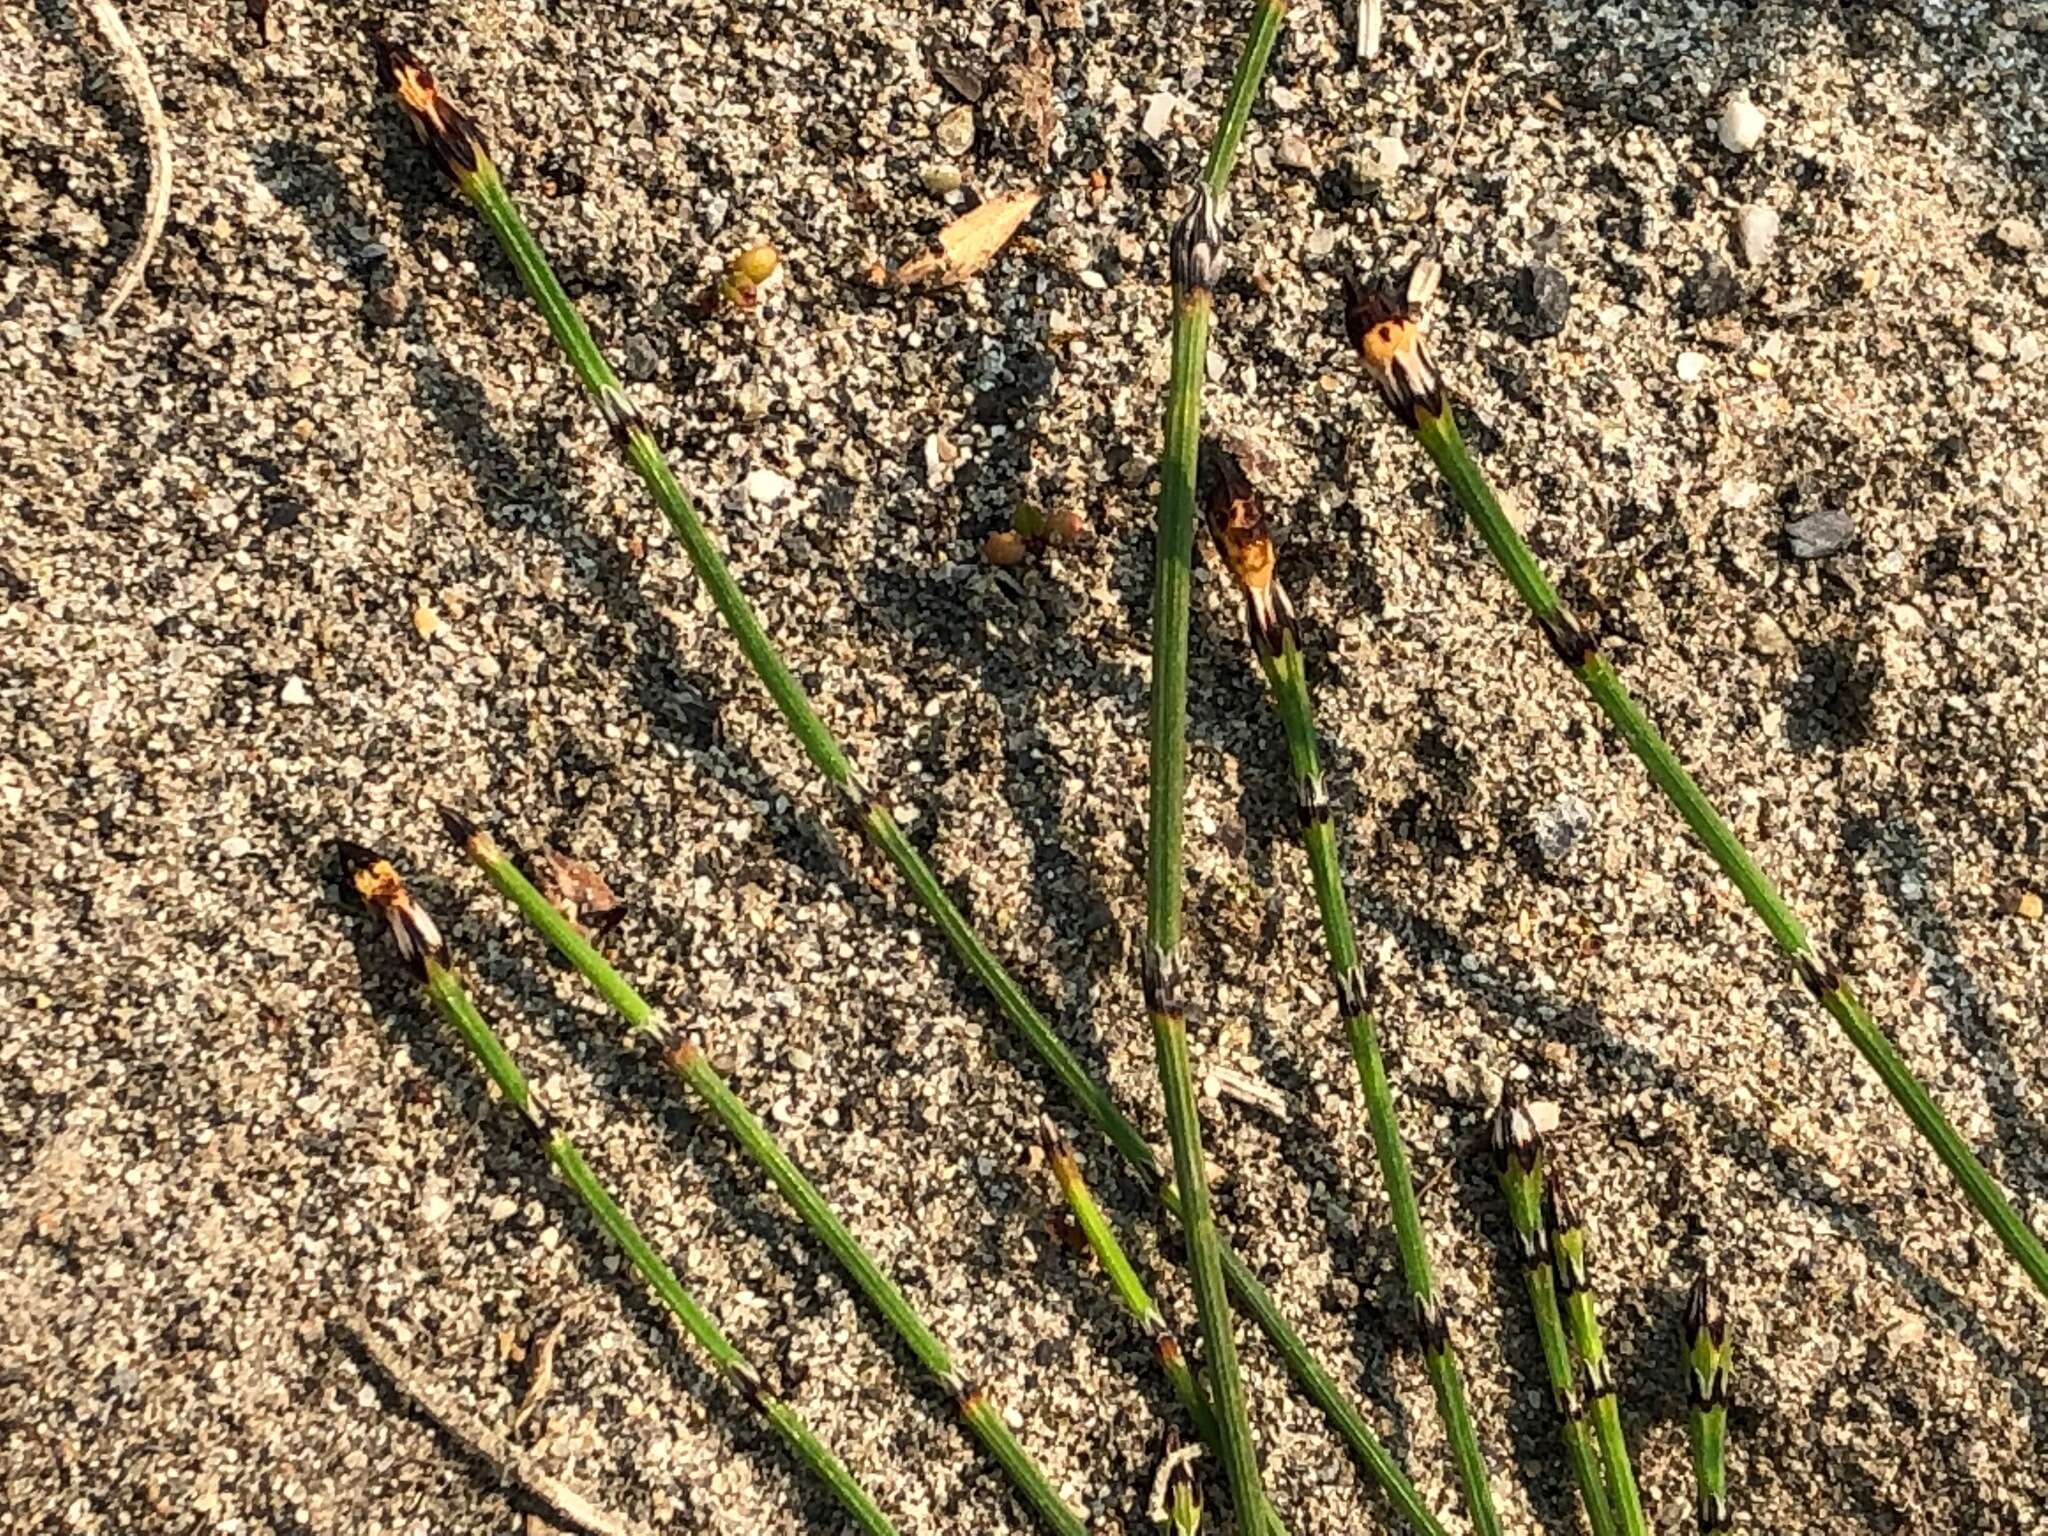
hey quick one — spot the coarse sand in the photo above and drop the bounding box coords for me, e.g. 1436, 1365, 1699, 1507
3, 2, 2045, 1532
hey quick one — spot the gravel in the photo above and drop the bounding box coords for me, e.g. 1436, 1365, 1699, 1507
5, 3, 2047, 1535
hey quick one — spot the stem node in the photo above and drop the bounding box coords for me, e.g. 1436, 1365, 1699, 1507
1170, 186, 1227, 293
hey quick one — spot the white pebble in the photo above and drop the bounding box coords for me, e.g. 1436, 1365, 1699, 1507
280, 677, 312, 707
935, 106, 975, 157
1141, 92, 1177, 139
745, 467, 794, 504
1675, 350, 1710, 382
1737, 204, 1780, 267
1717, 93, 1766, 153
1993, 217, 2043, 255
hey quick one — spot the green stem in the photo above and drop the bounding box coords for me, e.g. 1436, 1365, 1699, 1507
1686, 1268, 1732, 1535
1145, 6, 1287, 1530
1406, 398, 2048, 1307
346, 852, 897, 1534
373, 40, 1448, 1532
452, 816, 1082, 1536
1257, 626, 1500, 1536
1546, 1171, 1645, 1536
1492, 1100, 1616, 1536
1042, 1116, 1221, 1453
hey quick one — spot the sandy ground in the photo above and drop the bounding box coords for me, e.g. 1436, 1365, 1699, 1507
4, 1, 2046, 1532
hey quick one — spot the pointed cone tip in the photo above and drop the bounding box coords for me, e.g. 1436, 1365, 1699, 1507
1547, 1160, 1581, 1229
1489, 1086, 1537, 1165
437, 802, 481, 850
335, 837, 390, 885
1686, 1264, 1723, 1339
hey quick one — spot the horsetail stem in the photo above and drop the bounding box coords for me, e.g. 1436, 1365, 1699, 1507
369, 37, 1444, 1532
1685, 1267, 1732, 1535
1545, 1165, 1646, 1536
1040, 1115, 1222, 1453
341, 847, 900, 1536
1041, 1121, 1297, 1536
1344, 274, 2048, 1309
1490, 1096, 1617, 1536
441, 810, 1084, 1536
1200, 445, 1500, 1536
1145, 6, 1287, 1530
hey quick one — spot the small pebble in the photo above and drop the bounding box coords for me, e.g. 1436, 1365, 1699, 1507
1747, 613, 1796, 657
1141, 92, 1177, 138
745, 467, 794, 504
1443, 1061, 1499, 1108
280, 677, 312, 707
1737, 203, 1780, 267
920, 164, 963, 196
1675, 350, 1709, 382
1969, 323, 2008, 362
935, 106, 975, 157
1507, 262, 1571, 340
1786, 506, 1856, 559
411, 602, 443, 641
1993, 217, 2043, 255
1276, 132, 1315, 171
2002, 889, 2044, 921
1533, 792, 1593, 863
1680, 258, 1744, 320
1717, 93, 1767, 153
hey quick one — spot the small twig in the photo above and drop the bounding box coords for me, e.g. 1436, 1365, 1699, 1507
84, 0, 173, 324
334, 1309, 660, 1536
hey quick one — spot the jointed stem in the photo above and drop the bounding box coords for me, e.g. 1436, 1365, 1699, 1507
1685, 1267, 1732, 1535
1200, 446, 1499, 1536
1344, 278, 2048, 1309
1041, 1116, 1221, 1453
1546, 1169, 1645, 1536
371, 37, 1446, 1534
342, 850, 899, 1536
1145, 5, 1287, 1530
448, 814, 1083, 1536
1490, 1099, 1616, 1536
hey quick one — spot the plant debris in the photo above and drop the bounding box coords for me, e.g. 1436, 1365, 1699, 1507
892, 190, 1041, 288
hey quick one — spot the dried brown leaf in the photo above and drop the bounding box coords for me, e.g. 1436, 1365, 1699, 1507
894, 189, 1042, 288
533, 846, 625, 937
